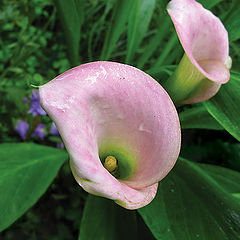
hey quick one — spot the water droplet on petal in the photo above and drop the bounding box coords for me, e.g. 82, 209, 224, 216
138, 123, 152, 133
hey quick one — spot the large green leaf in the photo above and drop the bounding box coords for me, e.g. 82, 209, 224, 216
78, 195, 138, 240
138, 158, 240, 240
54, 0, 85, 66
179, 105, 223, 130
100, 0, 136, 60
0, 143, 68, 232
204, 72, 240, 141
199, 164, 240, 195
126, 0, 156, 64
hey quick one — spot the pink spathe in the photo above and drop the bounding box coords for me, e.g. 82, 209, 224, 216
167, 0, 231, 104
39, 62, 181, 209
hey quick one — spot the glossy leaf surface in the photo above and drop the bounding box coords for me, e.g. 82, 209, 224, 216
204, 72, 240, 141
0, 143, 68, 231
138, 158, 240, 240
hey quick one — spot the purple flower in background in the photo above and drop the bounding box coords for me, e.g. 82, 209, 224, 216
56, 142, 65, 149
50, 123, 63, 148
50, 122, 60, 136
28, 90, 46, 116
23, 97, 28, 104
15, 120, 29, 140
32, 123, 46, 139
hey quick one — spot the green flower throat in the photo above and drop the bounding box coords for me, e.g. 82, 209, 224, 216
99, 143, 136, 180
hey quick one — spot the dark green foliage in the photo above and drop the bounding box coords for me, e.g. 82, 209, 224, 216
78, 195, 138, 240
78, 195, 156, 240
181, 139, 240, 172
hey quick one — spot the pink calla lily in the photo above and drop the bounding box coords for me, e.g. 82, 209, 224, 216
164, 0, 231, 104
39, 62, 181, 209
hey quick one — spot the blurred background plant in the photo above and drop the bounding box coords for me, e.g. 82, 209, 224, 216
0, 0, 240, 239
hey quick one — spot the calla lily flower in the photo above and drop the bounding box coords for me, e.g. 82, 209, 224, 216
164, 0, 231, 104
39, 62, 181, 209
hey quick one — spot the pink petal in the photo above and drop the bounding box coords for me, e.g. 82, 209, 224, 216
167, 0, 231, 103
39, 62, 181, 209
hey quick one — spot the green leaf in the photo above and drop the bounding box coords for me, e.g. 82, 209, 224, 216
126, 0, 156, 64
100, 0, 136, 60
137, 17, 171, 69
180, 140, 240, 172
233, 193, 240, 200
199, 164, 240, 195
146, 65, 175, 76
6, 87, 26, 112
138, 158, 240, 240
54, 0, 85, 66
179, 105, 223, 130
0, 143, 68, 232
152, 32, 179, 68
126, 0, 140, 64
204, 72, 240, 141
199, 0, 223, 9
225, 5, 240, 41
78, 195, 138, 240
87, 3, 113, 61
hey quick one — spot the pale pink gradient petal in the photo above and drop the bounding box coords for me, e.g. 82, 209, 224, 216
39, 62, 181, 209
182, 81, 221, 105
182, 60, 228, 104
167, 0, 230, 103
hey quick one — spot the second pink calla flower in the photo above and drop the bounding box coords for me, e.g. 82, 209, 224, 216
39, 62, 181, 209
164, 0, 231, 104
